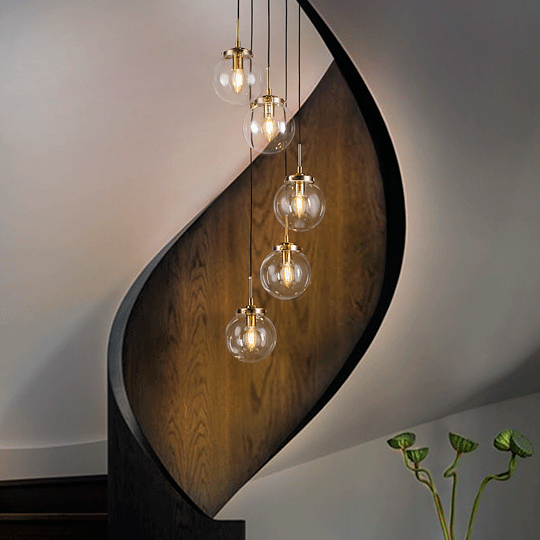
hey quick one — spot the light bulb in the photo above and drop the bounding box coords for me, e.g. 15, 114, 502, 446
213, 49, 263, 105
243, 95, 295, 153
225, 307, 277, 362
260, 243, 311, 300
263, 113, 278, 141
244, 322, 257, 351
274, 177, 326, 232
282, 261, 294, 287
232, 67, 245, 94
292, 192, 307, 218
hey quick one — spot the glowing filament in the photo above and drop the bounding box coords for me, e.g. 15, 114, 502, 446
263, 114, 277, 141
232, 68, 245, 94
292, 193, 307, 217
244, 325, 257, 351
282, 261, 294, 288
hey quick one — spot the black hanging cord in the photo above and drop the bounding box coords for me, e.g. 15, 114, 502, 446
298, 0, 301, 146
249, 149, 253, 279
248, 0, 254, 283
237, 0, 240, 23
250, 0, 254, 50
284, 0, 288, 103
267, 0, 271, 69
284, 0, 288, 174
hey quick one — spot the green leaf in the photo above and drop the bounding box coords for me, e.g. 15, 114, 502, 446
494, 429, 514, 452
387, 432, 416, 450
510, 432, 534, 458
406, 447, 429, 464
449, 432, 479, 453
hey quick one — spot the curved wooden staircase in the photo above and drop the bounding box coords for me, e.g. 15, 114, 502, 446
108, 1, 405, 538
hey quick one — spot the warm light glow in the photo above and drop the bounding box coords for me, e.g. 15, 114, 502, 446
232, 68, 245, 94
244, 325, 257, 351
292, 193, 307, 218
263, 114, 278, 141
282, 261, 294, 287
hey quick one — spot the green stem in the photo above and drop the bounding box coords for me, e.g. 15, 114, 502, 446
443, 451, 462, 540
464, 454, 517, 540
402, 451, 451, 540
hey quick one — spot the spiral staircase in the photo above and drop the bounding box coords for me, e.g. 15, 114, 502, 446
107, 2, 405, 538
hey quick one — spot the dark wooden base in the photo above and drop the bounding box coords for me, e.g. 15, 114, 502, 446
0, 513, 107, 539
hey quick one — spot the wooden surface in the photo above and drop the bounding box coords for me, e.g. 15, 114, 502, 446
0, 475, 107, 514
0, 516, 107, 539
122, 61, 387, 517
108, 384, 245, 540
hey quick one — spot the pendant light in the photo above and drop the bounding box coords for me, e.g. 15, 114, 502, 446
243, 0, 295, 153
213, 0, 263, 105
274, 3, 325, 231
260, 219, 311, 300
226, 151, 277, 362
274, 144, 325, 231
226, 277, 277, 361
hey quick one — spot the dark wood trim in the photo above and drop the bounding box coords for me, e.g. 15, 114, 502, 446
0, 475, 107, 488
0, 513, 107, 521
0, 474, 107, 514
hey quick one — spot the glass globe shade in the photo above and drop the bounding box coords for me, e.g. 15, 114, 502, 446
243, 97, 295, 153
225, 309, 277, 362
260, 247, 311, 300
274, 180, 326, 232
213, 53, 264, 105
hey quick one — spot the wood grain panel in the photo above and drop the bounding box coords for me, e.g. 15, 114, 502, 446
108, 383, 245, 540
122, 61, 387, 517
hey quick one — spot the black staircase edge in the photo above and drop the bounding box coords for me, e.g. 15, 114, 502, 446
0, 513, 107, 521
0, 474, 107, 514
0, 474, 107, 488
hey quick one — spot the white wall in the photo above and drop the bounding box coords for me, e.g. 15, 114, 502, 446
254, 0, 540, 478
218, 392, 540, 540
0, 0, 330, 477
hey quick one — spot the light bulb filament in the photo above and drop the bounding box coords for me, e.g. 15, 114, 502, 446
232, 52, 245, 94
263, 114, 277, 141
244, 313, 257, 352
282, 261, 293, 287
245, 326, 257, 351
292, 181, 307, 218
263, 101, 277, 142
232, 68, 244, 94
292, 194, 307, 217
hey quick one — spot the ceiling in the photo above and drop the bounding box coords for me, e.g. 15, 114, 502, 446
1, 0, 540, 482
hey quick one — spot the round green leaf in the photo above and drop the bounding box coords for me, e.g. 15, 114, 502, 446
494, 429, 514, 452
387, 432, 416, 450
510, 432, 534, 458
406, 447, 429, 464
449, 432, 479, 453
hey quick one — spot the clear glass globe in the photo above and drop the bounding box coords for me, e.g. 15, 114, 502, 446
213, 53, 264, 105
225, 310, 277, 362
260, 248, 311, 300
243, 98, 295, 153
274, 181, 326, 232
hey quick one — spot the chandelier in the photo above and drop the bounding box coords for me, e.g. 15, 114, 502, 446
217, 0, 325, 362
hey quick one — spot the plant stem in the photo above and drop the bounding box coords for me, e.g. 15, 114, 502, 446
401, 451, 451, 540
443, 451, 462, 540
464, 454, 517, 540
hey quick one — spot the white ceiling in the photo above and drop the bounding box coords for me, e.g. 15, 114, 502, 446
1, 0, 539, 484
